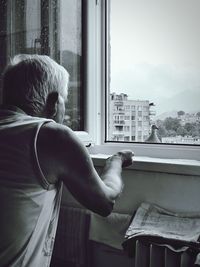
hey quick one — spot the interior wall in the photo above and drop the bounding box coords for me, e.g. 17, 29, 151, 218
62, 166, 200, 214
54, 165, 200, 267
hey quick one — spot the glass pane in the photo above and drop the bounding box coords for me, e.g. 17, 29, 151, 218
0, 0, 82, 130
60, 0, 82, 130
107, 0, 200, 145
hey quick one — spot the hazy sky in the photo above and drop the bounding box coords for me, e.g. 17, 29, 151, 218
110, 0, 200, 115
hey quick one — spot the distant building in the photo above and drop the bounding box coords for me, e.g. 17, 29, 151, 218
108, 93, 153, 142
162, 136, 200, 145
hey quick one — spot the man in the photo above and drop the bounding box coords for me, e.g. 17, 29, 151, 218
0, 54, 133, 267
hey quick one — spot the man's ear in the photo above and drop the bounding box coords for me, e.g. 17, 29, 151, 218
45, 92, 59, 118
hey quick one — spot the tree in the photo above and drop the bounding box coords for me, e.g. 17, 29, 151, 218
192, 130, 200, 137
177, 126, 187, 136
177, 110, 185, 116
168, 129, 177, 137
164, 117, 181, 132
184, 123, 195, 133
184, 122, 199, 137
155, 117, 200, 140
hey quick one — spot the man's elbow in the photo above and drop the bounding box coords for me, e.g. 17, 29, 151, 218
94, 199, 114, 217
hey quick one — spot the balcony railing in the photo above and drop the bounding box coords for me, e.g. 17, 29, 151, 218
113, 121, 125, 125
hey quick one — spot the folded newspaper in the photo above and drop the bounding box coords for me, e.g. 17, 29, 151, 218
123, 202, 200, 252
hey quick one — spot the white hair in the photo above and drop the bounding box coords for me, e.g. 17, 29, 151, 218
3, 54, 69, 116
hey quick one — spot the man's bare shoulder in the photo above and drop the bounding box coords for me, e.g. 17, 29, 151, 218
42, 121, 72, 133
38, 121, 86, 154
37, 121, 90, 180
40, 122, 76, 141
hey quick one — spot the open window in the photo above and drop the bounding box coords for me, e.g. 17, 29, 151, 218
84, 0, 200, 161
106, 0, 200, 146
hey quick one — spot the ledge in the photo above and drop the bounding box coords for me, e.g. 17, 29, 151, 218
90, 154, 200, 177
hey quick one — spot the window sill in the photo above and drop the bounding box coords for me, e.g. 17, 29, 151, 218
75, 131, 200, 176
90, 153, 200, 177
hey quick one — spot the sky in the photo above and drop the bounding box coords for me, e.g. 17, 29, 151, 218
110, 0, 200, 115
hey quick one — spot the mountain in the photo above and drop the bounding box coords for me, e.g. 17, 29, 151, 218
156, 88, 200, 118
154, 110, 179, 120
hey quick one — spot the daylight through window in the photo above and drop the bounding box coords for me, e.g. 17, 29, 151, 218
106, 0, 200, 145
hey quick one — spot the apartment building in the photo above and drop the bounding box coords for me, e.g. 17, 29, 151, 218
108, 93, 152, 142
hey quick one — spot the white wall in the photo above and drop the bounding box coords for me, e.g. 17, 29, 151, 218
62, 164, 200, 214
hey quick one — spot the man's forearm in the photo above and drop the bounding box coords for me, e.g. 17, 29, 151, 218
101, 155, 124, 200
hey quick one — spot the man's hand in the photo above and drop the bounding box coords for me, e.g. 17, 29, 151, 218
111, 150, 134, 168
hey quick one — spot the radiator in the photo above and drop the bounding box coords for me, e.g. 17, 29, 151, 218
134, 240, 195, 267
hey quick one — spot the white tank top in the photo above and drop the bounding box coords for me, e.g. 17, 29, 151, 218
0, 106, 63, 267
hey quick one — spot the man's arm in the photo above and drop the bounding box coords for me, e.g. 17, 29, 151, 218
100, 151, 133, 200
37, 122, 133, 216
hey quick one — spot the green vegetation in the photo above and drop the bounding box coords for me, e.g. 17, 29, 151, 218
156, 112, 200, 139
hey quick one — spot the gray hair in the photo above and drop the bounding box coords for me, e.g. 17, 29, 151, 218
3, 54, 69, 116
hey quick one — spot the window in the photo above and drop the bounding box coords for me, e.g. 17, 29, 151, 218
131, 136, 135, 141
83, 0, 200, 160
124, 126, 130, 132
0, 0, 83, 130
106, 0, 200, 146
138, 111, 142, 117
124, 136, 130, 141
131, 116, 135, 121
125, 105, 130, 111
131, 105, 136, 111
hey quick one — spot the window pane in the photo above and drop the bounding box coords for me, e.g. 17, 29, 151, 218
107, 0, 200, 145
60, 0, 82, 130
0, 0, 83, 130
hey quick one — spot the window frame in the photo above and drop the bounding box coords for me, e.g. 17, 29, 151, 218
84, 0, 200, 161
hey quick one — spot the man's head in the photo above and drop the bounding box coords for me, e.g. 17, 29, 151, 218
2, 54, 69, 123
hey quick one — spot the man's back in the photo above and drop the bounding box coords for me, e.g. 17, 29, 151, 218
0, 106, 62, 267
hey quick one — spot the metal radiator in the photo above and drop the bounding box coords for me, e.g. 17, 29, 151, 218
134, 240, 194, 267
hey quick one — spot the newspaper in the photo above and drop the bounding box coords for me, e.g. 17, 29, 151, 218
124, 203, 200, 247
